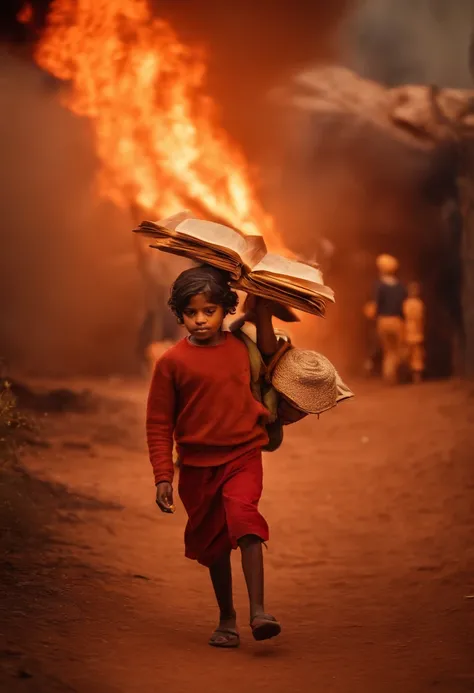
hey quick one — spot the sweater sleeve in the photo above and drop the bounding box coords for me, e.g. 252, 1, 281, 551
146, 357, 176, 485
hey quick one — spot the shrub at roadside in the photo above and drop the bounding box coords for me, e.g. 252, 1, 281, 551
0, 379, 36, 462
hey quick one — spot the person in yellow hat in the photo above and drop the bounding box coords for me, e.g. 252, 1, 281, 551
373, 254, 407, 384
402, 281, 425, 383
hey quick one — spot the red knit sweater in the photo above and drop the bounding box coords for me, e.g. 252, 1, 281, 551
146, 332, 269, 484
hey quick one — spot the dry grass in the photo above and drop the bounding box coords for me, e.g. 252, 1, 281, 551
0, 378, 36, 461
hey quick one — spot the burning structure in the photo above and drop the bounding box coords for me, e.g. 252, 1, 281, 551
1, 0, 289, 374
271, 65, 474, 375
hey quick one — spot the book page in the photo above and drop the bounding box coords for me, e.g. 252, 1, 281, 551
155, 245, 241, 277
254, 272, 334, 297
148, 236, 242, 279
137, 211, 267, 274
155, 210, 193, 232
237, 275, 330, 316
175, 219, 249, 260
250, 253, 324, 285
239, 234, 267, 271
134, 224, 168, 239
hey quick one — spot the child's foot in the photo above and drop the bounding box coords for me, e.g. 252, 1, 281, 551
250, 613, 281, 641
209, 614, 240, 649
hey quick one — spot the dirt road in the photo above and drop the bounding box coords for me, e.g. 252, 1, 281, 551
1, 378, 474, 692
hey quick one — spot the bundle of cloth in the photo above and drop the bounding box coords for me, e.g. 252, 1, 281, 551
229, 316, 354, 452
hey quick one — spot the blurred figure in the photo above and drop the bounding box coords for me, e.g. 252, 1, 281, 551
373, 254, 407, 384
403, 281, 425, 384
362, 298, 380, 376
137, 245, 192, 374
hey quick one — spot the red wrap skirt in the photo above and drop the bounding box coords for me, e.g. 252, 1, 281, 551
177, 448, 269, 567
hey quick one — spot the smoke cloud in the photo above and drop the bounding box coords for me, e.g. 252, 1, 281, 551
0, 51, 142, 375
264, 0, 473, 372
343, 0, 473, 88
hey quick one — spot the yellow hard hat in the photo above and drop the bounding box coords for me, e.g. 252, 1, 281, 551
376, 254, 399, 274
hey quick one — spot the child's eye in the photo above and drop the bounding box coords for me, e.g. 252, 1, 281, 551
205, 308, 216, 316
184, 310, 195, 318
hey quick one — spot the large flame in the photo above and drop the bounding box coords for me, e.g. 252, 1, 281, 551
33, 0, 278, 243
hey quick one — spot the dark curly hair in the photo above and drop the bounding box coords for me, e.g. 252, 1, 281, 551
168, 265, 239, 324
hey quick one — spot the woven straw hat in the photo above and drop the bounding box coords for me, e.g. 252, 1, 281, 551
376, 253, 399, 274
271, 348, 352, 415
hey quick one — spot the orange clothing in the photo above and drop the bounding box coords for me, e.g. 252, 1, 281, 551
403, 297, 425, 345
403, 297, 425, 374
377, 316, 404, 383
146, 333, 269, 485
406, 343, 425, 373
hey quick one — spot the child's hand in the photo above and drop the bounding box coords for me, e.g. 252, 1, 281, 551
246, 295, 271, 315
156, 482, 175, 513
243, 294, 257, 313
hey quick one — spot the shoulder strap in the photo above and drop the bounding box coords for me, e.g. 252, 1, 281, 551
233, 329, 265, 384
265, 339, 293, 382
233, 328, 285, 453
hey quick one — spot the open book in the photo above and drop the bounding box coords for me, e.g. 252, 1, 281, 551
133, 211, 335, 317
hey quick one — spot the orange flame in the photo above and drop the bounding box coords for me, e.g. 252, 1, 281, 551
17, 2, 33, 24
35, 0, 279, 244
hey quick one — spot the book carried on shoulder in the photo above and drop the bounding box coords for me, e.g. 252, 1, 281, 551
133, 211, 335, 317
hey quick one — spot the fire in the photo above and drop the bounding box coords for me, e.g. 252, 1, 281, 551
17, 2, 33, 24
35, 0, 278, 243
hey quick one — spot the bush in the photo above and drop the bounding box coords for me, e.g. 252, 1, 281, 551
0, 379, 36, 461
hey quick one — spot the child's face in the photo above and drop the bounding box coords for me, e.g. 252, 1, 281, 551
182, 293, 225, 344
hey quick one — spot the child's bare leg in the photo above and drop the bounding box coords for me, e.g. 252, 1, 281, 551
208, 551, 239, 647
239, 534, 281, 640
238, 534, 264, 619
209, 551, 236, 628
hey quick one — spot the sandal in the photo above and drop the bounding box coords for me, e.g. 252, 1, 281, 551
250, 614, 281, 642
208, 628, 240, 649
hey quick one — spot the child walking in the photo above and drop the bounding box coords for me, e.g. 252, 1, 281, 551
147, 265, 281, 648
403, 281, 425, 383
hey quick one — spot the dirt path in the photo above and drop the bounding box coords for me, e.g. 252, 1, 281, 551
2, 378, 474, 692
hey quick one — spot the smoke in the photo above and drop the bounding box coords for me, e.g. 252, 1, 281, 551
343, 0, 474, 88
0, 50, 142, 375
158, 0, 354, 157
264, 110, 437, 367
264, 0, 474, 372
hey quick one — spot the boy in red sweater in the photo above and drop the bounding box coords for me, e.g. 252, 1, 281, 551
147, 265, 281, 648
